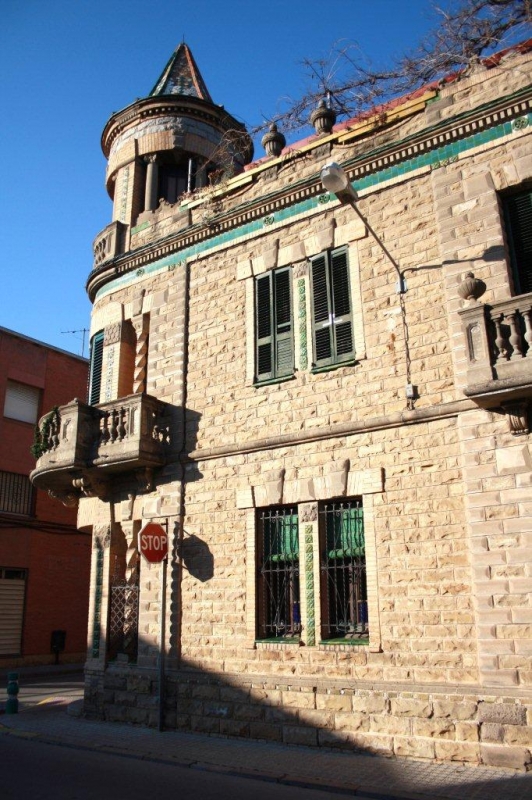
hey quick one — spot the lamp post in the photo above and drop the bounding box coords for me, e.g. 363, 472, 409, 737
320, 162, 406, 294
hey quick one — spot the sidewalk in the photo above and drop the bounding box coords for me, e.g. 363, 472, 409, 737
1, 690, 531, 800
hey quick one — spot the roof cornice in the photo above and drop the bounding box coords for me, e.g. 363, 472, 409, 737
88, 83, 532, 302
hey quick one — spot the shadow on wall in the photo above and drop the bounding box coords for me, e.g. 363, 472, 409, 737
84, 635, 532, 797
85, 620, 525, 798
180, 533, 214, 582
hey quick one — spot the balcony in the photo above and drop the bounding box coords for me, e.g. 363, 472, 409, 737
30, 394, 171, 504
93, 220, 127, 269
459, 292, 532, 433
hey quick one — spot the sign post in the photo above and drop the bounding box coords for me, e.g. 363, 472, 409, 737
139, 521, 168, 732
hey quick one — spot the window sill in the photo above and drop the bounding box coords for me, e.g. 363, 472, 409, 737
311, 359, 357, 374
254, 374, 295, 387
319, 638, 369, 648
255, 638, 301, 649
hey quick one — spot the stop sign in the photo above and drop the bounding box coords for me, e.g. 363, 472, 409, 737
139, 522, 168, 563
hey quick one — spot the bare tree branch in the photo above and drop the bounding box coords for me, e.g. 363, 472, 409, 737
252, 0, 532, 136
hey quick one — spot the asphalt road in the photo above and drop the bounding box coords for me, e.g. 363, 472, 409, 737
3, 672, 84, 711
2, 734, 376, 799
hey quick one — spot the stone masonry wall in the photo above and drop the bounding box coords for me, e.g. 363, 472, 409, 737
95, 666, 532, 770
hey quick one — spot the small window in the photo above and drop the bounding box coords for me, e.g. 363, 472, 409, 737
0, 471, 34, 516
310, 247, 355, 369
256, 506, 300, 640
319, 499, 368, 643
3, 381, 40, 424
255, 267, 294, 382
88, 331, 104, 405
503, 188, 532, 295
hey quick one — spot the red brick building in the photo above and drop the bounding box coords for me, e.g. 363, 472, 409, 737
0, 327, 90, 666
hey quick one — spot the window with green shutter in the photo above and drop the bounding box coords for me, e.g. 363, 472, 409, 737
503, 189, 532, 296
255, 267, 294, 382
88, 331, 104, 405
257, 506, 301, 640
310, 247, 355, 369
319, 499, 368, 643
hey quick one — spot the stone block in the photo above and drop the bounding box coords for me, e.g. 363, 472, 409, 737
316, 693, 352, 712
480, 722, 504, 742
219, 719, 250, 738
394, 735, 435, 760
334, 712, 370, 732
434, 740, 480, 764
501, 724, 532, 747
282, 725, 318, 746
478, 702, 527, 725
480, 743, 532, 771
390, 697, 431, 718
249, 721, 283, 741
496, 445, 532, 476
352, 694, 387, 714
432, 699, 478, 720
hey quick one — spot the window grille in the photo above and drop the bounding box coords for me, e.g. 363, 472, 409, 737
257, 507, 301, 639
108, 554, 140, 662
310, 247, 354, 368
88, 331, 104, 405
503, 189, 532, 295
0, 471, 34, 516
319, 500, 368, 641
255, 267, 294, 381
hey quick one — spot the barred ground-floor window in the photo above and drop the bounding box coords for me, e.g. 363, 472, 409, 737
256, 506, 301, 640
255, 498, 368, 645
319, 499, 368, 643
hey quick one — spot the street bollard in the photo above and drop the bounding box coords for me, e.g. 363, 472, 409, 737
6, 672, 19, 714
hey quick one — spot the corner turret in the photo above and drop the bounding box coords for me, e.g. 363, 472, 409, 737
95, 42, 253, 264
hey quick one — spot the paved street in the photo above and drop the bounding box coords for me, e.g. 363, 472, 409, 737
1, 735, 348, 800
1, 669, 531, 799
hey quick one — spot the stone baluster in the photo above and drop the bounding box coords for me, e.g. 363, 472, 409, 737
506, 311, 523, 359
51, 412, 60, 448
109, 408, 118, 442
493, 313, 510, 361
118, 407, 127, 440
523, 307, 532, 356
100, 412, 110, 445
144, 154, 159, 212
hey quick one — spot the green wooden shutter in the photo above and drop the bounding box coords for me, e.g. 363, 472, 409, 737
311, 253, 334, 366
256, 273, 273, 380
274, 268, 293, 377
88, 331, 104, 405
256, 269, 293, 381
330, 248, 354, 361
504, 190, 532, 295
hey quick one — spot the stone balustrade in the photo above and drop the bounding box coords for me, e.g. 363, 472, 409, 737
93, 220, 127, 269
30, 394, 171, 503
459, 292, 532, 405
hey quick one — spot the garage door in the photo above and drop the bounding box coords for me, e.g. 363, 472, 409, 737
0, 569, 27, 655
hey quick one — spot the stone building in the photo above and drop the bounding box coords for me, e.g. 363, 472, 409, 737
32, 41, 532, 767
1, 326, 90, 666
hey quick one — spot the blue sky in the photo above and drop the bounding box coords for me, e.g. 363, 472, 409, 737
0, 0, 511, 355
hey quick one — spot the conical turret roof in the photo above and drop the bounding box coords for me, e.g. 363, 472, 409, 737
149, 42, 213, 102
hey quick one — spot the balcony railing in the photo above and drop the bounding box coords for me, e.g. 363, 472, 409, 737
93, 220, 127, 269
30, 394, 171, 502
459, 292, 532, 406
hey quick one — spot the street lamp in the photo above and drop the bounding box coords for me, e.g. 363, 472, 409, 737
320, 161, 406, 294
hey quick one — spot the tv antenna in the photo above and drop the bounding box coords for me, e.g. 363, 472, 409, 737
61, 328, 90, 358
